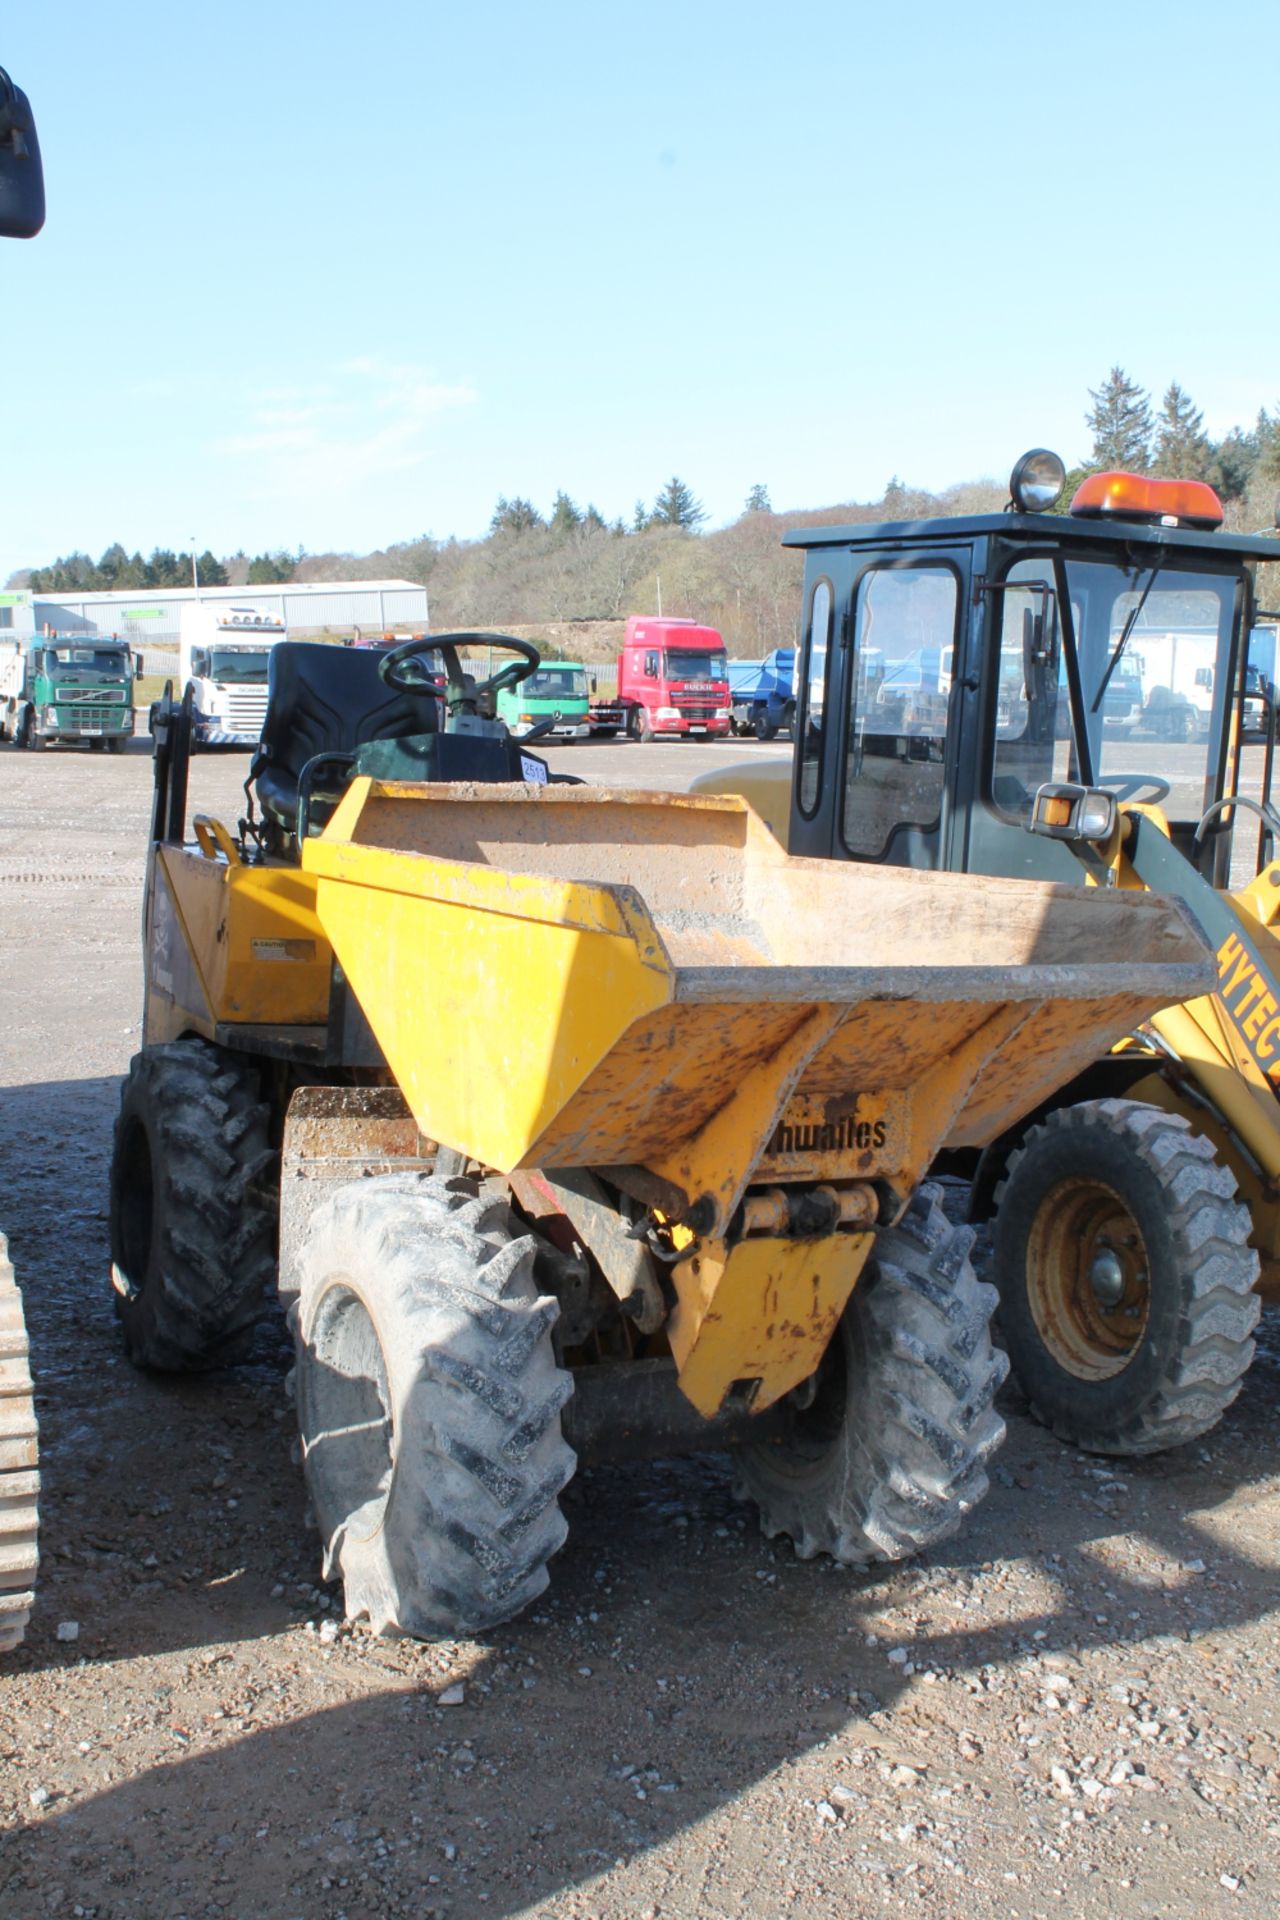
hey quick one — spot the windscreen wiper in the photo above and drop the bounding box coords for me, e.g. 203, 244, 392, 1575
1091, 562, 1163, 713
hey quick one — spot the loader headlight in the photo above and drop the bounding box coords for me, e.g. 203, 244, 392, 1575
1010, 448, 1066, 514
1028, 782, 1117, 843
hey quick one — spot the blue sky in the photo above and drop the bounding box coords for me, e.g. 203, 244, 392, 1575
3, 1, 1276, 579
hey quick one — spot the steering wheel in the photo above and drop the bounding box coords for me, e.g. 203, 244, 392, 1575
1194, 794, 1280, 849
379, 629, 540, 713
1098, 773, 1171, 804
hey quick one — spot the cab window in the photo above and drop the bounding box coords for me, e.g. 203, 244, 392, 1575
797, 579, 833, 816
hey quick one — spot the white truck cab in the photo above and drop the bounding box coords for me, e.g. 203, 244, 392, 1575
179, 604, 285, 746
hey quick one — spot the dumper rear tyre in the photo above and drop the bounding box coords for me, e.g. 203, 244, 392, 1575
735, 1185, 1008, 1566
293, 1174, 576, 1638
109, 1039, 277, 1370
992, 1099, 1260, 1455
0, 1234, 39, 1654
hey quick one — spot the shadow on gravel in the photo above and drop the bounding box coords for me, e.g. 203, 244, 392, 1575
4, 1323, 1278, 1916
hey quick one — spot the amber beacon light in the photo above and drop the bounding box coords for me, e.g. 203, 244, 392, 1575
1069, 471, 1224, 530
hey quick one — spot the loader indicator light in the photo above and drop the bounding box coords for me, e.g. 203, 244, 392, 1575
1070, 471, 1224, 530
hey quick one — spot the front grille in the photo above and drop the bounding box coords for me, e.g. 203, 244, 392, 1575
53, 704, 127, 729
59, 686, 126, 705
679, 704, 717, 721
224, 690, 269, 734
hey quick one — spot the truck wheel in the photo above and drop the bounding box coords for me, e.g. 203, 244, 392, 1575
625, 707, 642, 741
638, 708, 658, 743
735, 1185, 1007, 1566
106, 735, 127, 755
87, 738, 104, 751
0, 1234, 38, 1654
293, 1173, 575, 1637
109, 1039, 277, 1370
753, 712, 779, 742
992, 1099, 1260, 1455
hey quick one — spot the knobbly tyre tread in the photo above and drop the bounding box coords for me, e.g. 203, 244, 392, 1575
736, 1185, 1008, 1567
0, 1233, 38, 1652
293, 1172, 576, 1638
109, 1039, 277, 1371
993, 1099, 1260, 1456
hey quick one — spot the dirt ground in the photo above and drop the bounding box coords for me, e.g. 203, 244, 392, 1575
1, 736, 1277, 1920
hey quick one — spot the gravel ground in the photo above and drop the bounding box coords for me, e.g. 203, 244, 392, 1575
1, 737, 1277, 1920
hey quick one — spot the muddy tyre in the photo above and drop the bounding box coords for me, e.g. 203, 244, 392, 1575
992, 1099, 1260, 1455
293, 1173, 575, 1638
735, 1185, 1008, 1566
0, 1235, 38, 1653
109, 1039, 277, 1370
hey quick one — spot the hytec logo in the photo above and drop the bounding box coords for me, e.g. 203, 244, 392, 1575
1215, 931, 1280, 1080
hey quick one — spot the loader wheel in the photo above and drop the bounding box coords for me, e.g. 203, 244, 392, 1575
992, 1099, 1260, 1455
293, 1173, 575, 1638
735, 1185, 1007, 1566
0, 1234, 38, 1654
109, 1039, 277, 1370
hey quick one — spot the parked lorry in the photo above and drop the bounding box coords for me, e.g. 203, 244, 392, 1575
106, 632, 1213, 1637
179, 603, 286, 746
694, 450, 1280, 1458
0, 57, 44, 1652
496, 659, 592, 740
728, 648, 796, 739
591, 616, 731, 740
1, 632, 139, 752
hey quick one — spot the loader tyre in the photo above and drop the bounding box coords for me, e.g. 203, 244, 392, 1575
992, 1099, 1260, 1455
0, 1234, 38, 1653
109, 1039, 277, 1370
735, 1185, 1007, 1566
293, 1173, 575, 1638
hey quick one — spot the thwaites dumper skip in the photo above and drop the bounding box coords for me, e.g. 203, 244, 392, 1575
109, 633, 1214, 1637
693, 452, 1280, 1458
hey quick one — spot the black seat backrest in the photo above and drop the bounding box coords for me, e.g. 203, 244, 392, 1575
251, 643, 438, 831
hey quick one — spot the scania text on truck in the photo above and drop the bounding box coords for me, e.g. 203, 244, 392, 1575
496, 659, 591, 740
609, 616, 731, 741
1, 633, 139, 751
179, 604, 286, 746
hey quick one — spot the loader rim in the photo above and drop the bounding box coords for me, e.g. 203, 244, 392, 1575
299, 1277, 394, 1550
993, 1098, 1261, 1455
1024, 1175, 1151, 1380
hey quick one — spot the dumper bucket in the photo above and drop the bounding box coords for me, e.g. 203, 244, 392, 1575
304, 781, 1213, 1230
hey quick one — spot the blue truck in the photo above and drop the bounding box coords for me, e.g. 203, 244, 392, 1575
727, 647, 796, 740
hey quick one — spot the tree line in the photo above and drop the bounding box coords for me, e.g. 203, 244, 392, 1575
11, 377, 1280, 654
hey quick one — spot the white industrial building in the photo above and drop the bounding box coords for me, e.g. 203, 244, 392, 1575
14, 579, 429, 662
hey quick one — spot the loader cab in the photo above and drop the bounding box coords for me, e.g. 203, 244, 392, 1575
787, 459, 1280, 887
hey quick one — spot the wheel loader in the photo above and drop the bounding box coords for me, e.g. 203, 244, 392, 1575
693, 449, 1280, 1459
108, 629, 1214, 1636
0, 60, 45, 1654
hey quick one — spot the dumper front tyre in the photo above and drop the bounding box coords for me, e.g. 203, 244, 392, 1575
109, 1040, 277, 1371
293, 1175, 576, 1639
992, 1099, 1260, 1456
735, 1186, 1008, 1566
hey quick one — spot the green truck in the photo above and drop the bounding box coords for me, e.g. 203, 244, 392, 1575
495, 659, 592, 740
1, 634, 140, 752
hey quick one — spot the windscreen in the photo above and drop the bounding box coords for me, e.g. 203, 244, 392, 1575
992, 555, 1239, 825
50, 646, 128, 674
525, 668, 587, 698
209, 648, 272, 682
665, 649, 727, 680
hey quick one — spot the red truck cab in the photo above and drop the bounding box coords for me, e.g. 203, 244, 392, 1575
614, 617, 731, 740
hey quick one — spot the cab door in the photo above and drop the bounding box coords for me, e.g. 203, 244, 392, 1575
790, 546, 972, 868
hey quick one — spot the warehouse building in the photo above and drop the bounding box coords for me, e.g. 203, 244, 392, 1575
18, 578, 429, 665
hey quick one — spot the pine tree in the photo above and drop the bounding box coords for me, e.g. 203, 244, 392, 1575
650, 475, 706, 531
549, 490, 582, 537
489, 496, 544, 536
632, 499, 651, 533
744, 483, 772, 514
1154, 382, 1210, 478
1086, 367, 1153, 471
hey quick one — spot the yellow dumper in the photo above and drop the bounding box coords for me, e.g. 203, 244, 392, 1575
111, 641, 1216, 1636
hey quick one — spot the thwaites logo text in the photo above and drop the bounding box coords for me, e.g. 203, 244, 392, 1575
768, 1115, 888, 1156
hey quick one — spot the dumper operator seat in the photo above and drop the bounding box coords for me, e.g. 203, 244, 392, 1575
247, 635, 564, 860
